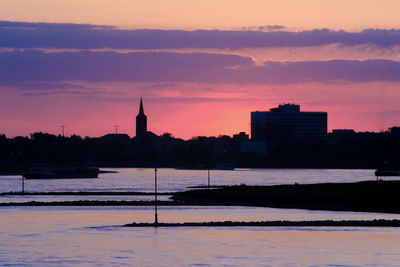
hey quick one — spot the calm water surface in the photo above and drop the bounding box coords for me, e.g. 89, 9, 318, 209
1, 169, 399, 266
0, 168, 379, 194
0, 168, 382, 202
1, 206, 400, 266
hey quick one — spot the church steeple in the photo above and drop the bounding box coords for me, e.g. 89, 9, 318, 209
136, 97, 147, 136
139, 97, 144, 115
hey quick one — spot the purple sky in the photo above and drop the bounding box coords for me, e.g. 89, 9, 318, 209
1, 21, 399, 138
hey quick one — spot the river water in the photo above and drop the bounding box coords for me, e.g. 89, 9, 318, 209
0, 168, 379, 193
1, 168, 399, 266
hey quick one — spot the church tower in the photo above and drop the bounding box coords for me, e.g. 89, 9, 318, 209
136, 97, 147, 136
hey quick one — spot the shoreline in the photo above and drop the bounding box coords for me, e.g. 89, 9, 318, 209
0, 167, 378, 176
0, 191, 173, 196
124, 219, 400, 227
0, 200, 176, 207
172, 180, 400, 214
1, 180, 400, 214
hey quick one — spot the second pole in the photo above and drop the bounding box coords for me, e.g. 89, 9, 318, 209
154, 168, 158, 226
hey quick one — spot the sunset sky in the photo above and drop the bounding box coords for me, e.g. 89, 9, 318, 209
1, 0, 400, 139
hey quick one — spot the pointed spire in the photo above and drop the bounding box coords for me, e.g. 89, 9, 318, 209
136, 97, 147, 136
139, 97, 144, 115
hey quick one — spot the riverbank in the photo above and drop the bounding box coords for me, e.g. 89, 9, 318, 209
172, 180, 400, 214
0, 200, 177, 206
124, 219, 400, 227
0, 191, 173, 196
2, 180, 399, 214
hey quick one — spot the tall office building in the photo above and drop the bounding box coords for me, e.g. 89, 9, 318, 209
251, 104, 327, 143
136, 97, 147, 137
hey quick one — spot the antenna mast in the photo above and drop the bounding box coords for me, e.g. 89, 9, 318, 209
114, 124, 119, 134
60, 124, 67, 137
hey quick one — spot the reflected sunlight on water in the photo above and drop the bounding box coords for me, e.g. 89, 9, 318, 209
0, 168, 379, 193
1, 169, 399, 266
1, 206, 400, 266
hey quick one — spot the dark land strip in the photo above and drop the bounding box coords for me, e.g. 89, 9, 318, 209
172, 180, 400, 214
0, 200, 179, 206
124, 219, 400, 227
0, 191, 173, 196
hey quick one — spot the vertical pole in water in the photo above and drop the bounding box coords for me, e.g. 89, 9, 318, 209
22, 176, 24, 194
208, 168, 210, 188
154, 168, 158, 226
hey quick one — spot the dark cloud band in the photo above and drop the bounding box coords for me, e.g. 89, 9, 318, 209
1, 21, 400, 49
1, 50, 400, 86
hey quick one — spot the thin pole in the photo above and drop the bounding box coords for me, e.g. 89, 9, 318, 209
114, 124, 119, 134
208, 168, 210, 188
60, 124, 67, 137
22, 176, 24, 194
154, 168, 158, 226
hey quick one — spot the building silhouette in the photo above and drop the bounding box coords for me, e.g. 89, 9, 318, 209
233, 132, 249, 142
136, 97, 147, 137
251, 104, 327, 144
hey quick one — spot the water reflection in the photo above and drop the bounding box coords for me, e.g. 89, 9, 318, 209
1, 168, 399, 265
0, 206, 399, 266
2, 205, 400, 225
0, 168, 380, 193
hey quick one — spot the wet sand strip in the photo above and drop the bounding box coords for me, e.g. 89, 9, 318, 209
0, 200, 182, 206
124, 219, 400, 227
0, 191, 174, 196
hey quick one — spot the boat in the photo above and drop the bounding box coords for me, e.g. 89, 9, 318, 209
375, 169, 400, 177
214, 163, 235, 170
23, 166, 100, 179
375, 162, 400, 177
